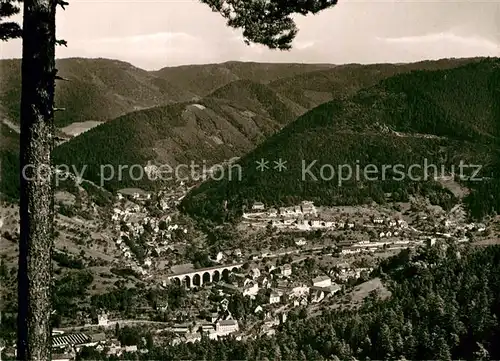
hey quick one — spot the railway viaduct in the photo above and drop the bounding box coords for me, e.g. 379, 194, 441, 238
166, 263, 244, 288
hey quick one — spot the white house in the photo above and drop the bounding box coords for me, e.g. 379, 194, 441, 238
293, 297, 308, 307
97, 312, 108, 326
215, 320, 239, 336
252, 202, 265, 211
295, 238, 307, 247
311, 220, 321, 228
281, 264, 292, 277
397, 219, 408, 228
212, 252, 224, 263
185, 333, 202, 343
312, 276, 331, 288
341, 248, 362, 255
124, 345, 138, 353
291, 285, 309, 298
220, 298, 229, 311
325, 221, 335, 228
268, 208, 278, 217
268, 291, 281, 304
243, 281, 259, 298
249, 268, 261, 280
301, 201, 316, 214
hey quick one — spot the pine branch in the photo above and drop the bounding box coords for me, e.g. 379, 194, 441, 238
200, 0, 337, 49
57, 0, 69, 10
55, 39, 67, 47
0, 22, 22, 41
0, 1, 21, 17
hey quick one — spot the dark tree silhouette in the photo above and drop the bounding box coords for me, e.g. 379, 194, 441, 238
201, 0, 338, 49
0, 0, 22, 40
16, 0, 59, 359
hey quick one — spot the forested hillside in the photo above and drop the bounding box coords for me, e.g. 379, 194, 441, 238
182, 58, 500, 221
268, 57, 485, 109
51, 95, 291, 192
0, 58, 197, 128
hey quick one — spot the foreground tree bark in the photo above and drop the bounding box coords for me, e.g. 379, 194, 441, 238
17, 0, 57, 359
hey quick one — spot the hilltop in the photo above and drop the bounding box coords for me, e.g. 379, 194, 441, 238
52, 92, 293, 191
0, 58, 195, 128
152, 61, 336, 96
181, 58, 500, 222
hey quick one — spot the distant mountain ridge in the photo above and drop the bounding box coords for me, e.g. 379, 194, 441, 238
0, 58, 335, 129
0, 57, 491, 200
152, 61, 337, 96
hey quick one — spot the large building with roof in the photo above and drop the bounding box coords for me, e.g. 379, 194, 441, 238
52, 332, 105, 352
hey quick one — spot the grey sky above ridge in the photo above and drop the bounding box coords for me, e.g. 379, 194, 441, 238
1, 0, 499, 70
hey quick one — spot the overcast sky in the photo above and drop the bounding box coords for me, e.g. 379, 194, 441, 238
1, 0, 499, 70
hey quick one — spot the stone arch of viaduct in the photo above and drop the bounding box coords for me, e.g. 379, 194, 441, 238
167, 263, 244, 288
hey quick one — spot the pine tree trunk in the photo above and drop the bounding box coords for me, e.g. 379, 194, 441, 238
17, 0, 56, 360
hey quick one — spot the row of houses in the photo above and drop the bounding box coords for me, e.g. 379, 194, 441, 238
372, 217, 408, 228
271, 218, 356, 231
339, 238, 426, 255
216, 265, 341, 308
246, 201, 317, 217
116, 188, 152, 201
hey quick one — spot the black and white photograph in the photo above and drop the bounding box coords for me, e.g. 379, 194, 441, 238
1, 0, 500, 360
